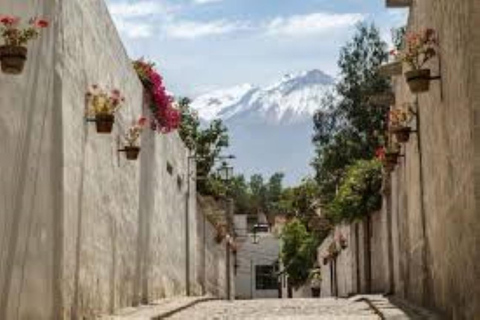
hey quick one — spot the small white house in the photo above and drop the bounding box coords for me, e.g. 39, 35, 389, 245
234, 214, 283, 299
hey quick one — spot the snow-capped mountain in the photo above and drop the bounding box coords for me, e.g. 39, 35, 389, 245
193, 70, 333, 125
192, 70, 334, 184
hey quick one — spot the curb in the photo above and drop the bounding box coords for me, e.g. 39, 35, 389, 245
355, 297, 385, 320
151, 297, 219, 319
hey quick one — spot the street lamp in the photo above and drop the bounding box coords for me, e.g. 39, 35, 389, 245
217, 164, 234, 182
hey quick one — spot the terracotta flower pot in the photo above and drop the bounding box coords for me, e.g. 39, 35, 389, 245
405, 69, 431, 93
0, 45, 28, 75
125, 146, 140, 160
391, 126, 411, 143
385, 151, 400, 166
95, 114, 115, 133
311, 288, 321, 298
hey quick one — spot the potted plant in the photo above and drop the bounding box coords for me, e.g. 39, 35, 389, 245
309, 268, 322, 298
390, 29, 437, 93
328, 242, 340, 259
215, 224, 227, 244
122, 116, 148, 160
339, 234, 348, 250
389, 105, 414, 143
86, 85, 125, 134
376, 145, 401, 172
0, 15, 48, 74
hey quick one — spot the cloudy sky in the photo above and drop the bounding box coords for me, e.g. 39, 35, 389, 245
107, 0, 407, 97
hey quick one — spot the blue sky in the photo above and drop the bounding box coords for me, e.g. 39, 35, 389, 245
107, 0, 407, 97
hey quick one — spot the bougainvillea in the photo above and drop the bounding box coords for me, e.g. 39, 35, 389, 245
133, 59, 181, 133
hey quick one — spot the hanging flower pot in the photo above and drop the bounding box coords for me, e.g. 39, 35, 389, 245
405, 69, 431, 93
120, 116, 148, 160
95, 113, 115, 133
0, 45, 27, 74
86, 85, 125, 134
0, 16, 49, 75
125, 146, 140, 160
323, 256, 329, 265
339, 235, 348, 250
391, 126, 412, 143
385, 151, 400, 166
390, 29, 437, 94
215, 227, 227, 244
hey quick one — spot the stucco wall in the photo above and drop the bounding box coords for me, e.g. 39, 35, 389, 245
387, 0, 480, 318
0, 0, 213, 319
316, 215, 388, 299
0, 1, 60, 320
196, 196, 234, 299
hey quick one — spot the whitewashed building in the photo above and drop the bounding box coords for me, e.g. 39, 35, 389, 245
234, 214, 284, 299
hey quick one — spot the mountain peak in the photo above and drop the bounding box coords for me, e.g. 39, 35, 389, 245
192, 69, 334, 124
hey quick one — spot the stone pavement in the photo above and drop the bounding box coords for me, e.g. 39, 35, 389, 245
100, 296, 216, 320
167, 298, 380, 319
100, 295, 442, 319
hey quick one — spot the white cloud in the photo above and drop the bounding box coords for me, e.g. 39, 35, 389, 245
165, 20, 250, 39
112, 17, 153, 38
108, 1, 173, 18
108, 1, 179, 39
193, 0, 223, 4
266, 12, 364, 37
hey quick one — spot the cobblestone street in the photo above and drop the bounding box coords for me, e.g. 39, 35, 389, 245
167, 298, 379, 319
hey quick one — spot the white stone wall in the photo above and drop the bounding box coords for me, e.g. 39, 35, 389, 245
196, 196, 234, 299
316, 215, 388, 299
0, 1, 60, 319
0, 0, 204, 319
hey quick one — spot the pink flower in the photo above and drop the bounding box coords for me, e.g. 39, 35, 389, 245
30, 17, 49, 28
0, 15, 20, 26
111, 89, 121, 97
138, 116, 148, 127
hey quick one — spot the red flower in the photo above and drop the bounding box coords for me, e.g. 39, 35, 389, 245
31, 17, 49, 28
0, 15, 20, 26
138, 116, 148, 127
375, 147, 386, 161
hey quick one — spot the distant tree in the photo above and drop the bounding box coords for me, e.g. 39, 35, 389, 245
281, 219, 321, 288
176, 97, 230, 195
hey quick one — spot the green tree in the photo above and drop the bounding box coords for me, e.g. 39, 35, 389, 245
312, 23, 389, 204
281, 219, 320, 288
327, 159, 383, 223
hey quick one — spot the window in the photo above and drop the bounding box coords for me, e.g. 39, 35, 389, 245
166, 162, 173, 175
255, 265, 278, 290
177, 175, 183, 191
